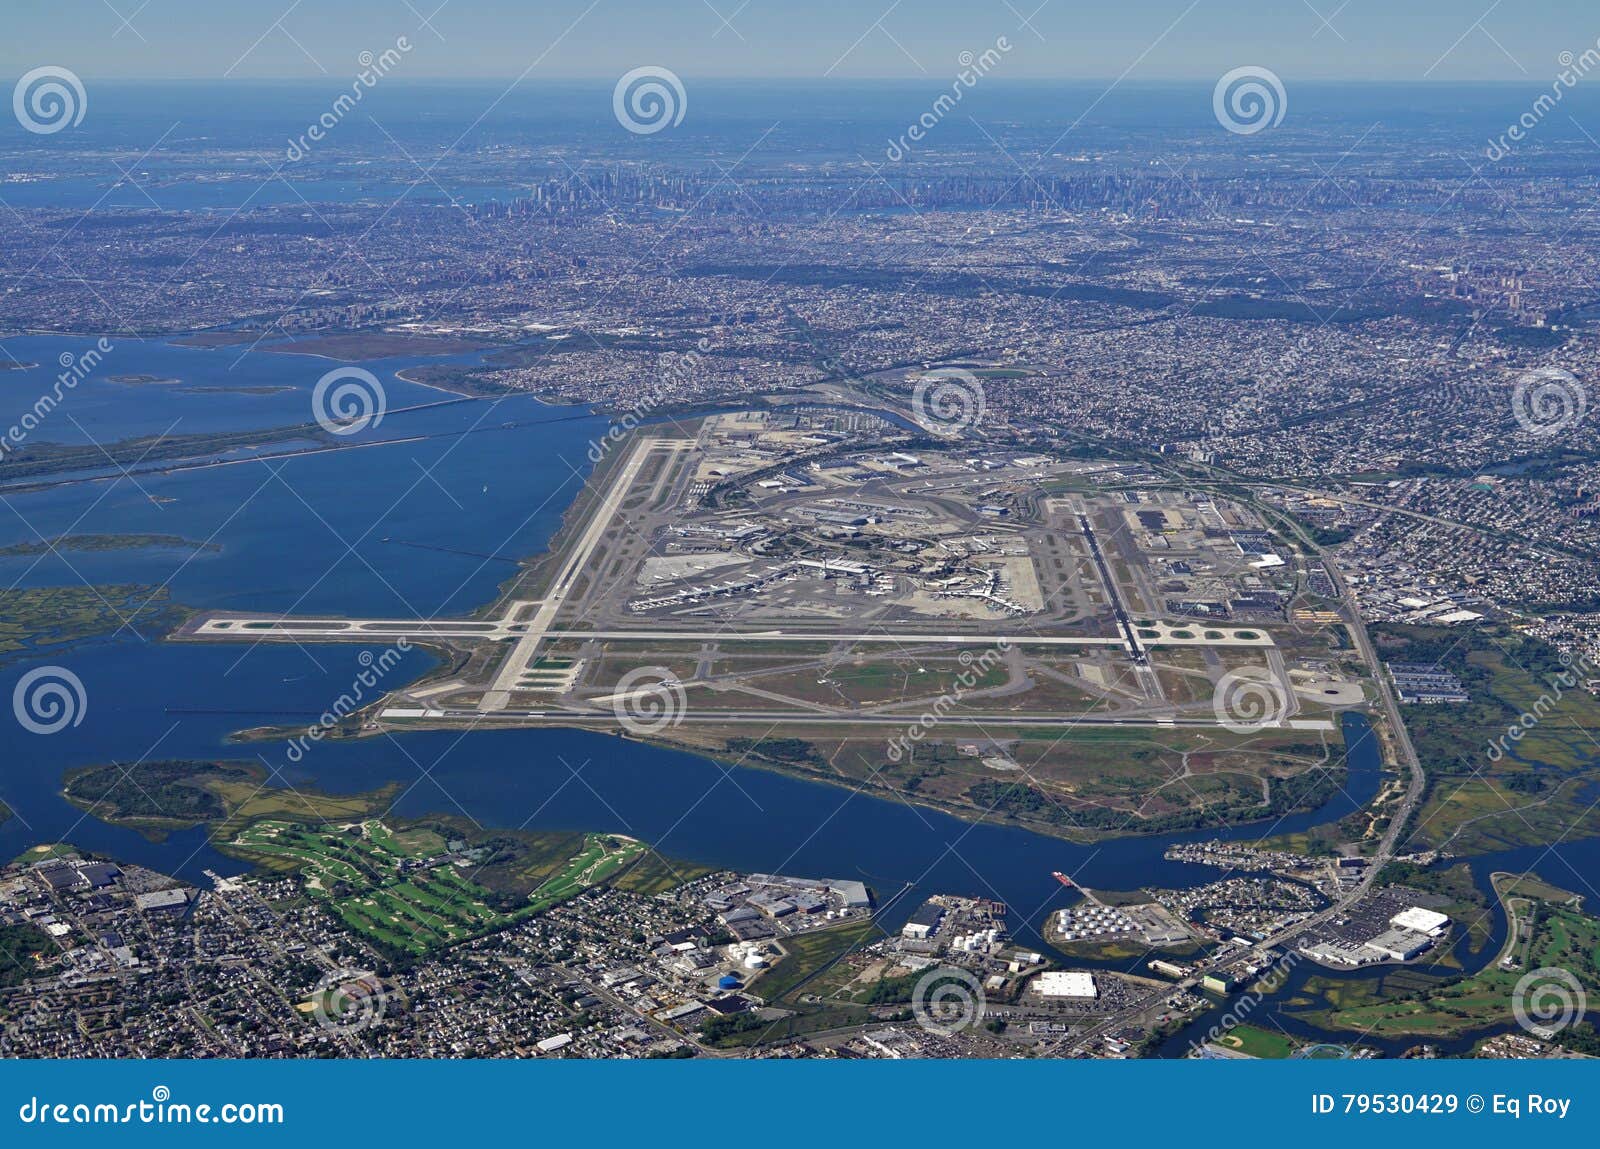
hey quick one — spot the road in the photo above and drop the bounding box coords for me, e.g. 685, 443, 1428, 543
1064, 466, 1429, 1054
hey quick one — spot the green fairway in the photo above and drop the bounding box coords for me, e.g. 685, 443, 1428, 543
229, 820, 658, 956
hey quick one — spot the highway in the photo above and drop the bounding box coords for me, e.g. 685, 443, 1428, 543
1063, 465, 1429, 1055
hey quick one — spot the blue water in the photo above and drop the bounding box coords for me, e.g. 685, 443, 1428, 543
0, 334, 490, 445
0, 336, 1391, 920
0, 330, 1588, 1054
0, 640, 1387, 941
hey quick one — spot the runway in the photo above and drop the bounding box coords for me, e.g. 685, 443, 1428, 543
186, 621, 1274, 649
377, 704, 1334, 732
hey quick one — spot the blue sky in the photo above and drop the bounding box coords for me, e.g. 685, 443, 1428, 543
3, 0, 1595, 81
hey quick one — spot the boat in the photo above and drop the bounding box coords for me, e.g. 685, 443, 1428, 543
1051, 871, 1074, 889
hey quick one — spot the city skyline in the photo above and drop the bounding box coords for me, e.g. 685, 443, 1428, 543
3, 0, 1600, 1085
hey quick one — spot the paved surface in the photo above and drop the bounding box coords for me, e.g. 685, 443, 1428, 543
481, 438, 694, 710
377, 704, 1335, 731
188, 620, 1274, 648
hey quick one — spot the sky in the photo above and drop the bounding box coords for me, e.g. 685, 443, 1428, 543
1, 0, 1596, 83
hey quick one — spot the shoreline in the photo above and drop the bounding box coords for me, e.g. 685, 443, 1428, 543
174, 418, 1377, 857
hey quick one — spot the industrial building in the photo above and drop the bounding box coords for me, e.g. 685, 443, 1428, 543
1035, 971, 1098, 999
1390, 906, 1450, 936
901, 902, 946, 940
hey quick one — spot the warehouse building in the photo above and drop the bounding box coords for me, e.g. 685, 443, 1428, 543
1035, 971, 1097, 999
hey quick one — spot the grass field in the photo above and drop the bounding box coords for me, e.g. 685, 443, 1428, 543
529, 834, 648, 911
751, 917, 887, 1005
1214, 1024, 1297, 1058
229, 820, 658, 956
1376, 624, 1600, 854
62, 759, 402, 840
699, 721, 1340, 845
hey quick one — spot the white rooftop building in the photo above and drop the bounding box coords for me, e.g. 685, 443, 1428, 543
1035, 971, 1097, 999
1391, 906, 1450, 936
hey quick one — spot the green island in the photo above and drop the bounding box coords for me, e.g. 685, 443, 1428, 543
0, 584, 188, 664
167, 330, 264, 348
0, 424, 332, 484
62, 759, 402, 841
695, 726, 1346, 846
1292, 871, 1599, 1044
0, 533, 219, 558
